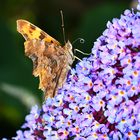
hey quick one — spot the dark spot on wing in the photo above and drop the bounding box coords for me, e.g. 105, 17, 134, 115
51, 40, 53, 43
30, 24, 36, 30
39, 31, 46, 40
23, 33, 28, 40
45, 41, 49, 48
29, 30, 33, 34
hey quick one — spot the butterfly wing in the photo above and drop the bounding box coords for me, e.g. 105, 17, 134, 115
17, 19, 73, 98
17, 19, 60, 45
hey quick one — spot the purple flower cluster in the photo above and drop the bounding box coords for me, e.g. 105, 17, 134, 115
12, 2, 140, 140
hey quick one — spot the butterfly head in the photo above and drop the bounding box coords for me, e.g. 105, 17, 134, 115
64, 40, 73, 53
64, 40, 74, 61
65, 40, 72, 49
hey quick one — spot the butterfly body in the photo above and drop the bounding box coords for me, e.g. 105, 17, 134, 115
17, 20, 74, 99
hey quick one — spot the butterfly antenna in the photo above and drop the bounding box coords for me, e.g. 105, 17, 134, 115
72, 38, 91, 56
72, 38, 85, 45
60, 10, 66, 44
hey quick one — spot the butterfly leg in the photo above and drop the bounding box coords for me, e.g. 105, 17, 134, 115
74, 56, 82, 61
74, 49, 91, 55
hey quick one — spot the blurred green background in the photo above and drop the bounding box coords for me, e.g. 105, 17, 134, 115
0, 0, 135, 138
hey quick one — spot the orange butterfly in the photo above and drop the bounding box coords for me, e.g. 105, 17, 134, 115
17, 19, 74, 99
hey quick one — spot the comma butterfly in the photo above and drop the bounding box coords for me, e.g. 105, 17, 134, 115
17, 19, 74, 99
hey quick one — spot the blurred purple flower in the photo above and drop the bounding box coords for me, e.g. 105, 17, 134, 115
12, 1, 140, 140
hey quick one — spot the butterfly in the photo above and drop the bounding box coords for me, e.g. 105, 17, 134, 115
17, 19, 74, 99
